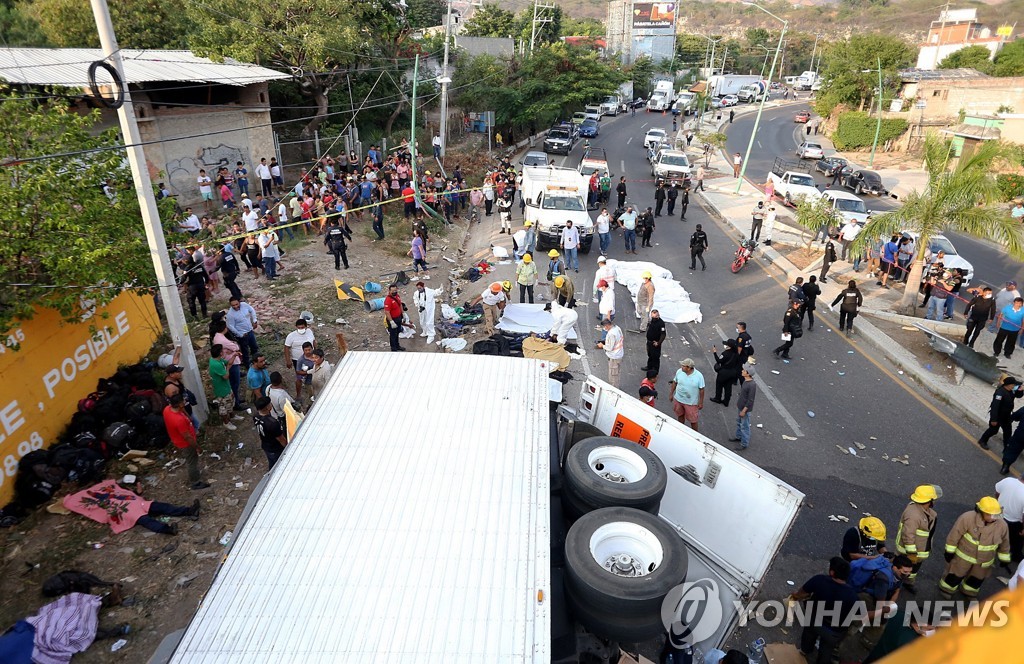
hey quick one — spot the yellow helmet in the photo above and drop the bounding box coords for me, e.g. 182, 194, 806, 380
548, 249, 560, 258
502, 280, 512, 292
522, 253, 532, 263
910, 484, 942, 503
554, 276, 566, 288
977, 496, 1002, 515
859, 516, 886, 541
642, 271, 653, 279
524, 220, 533, 227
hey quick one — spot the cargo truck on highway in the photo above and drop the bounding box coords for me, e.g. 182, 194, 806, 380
706, 74, 761, 98
155, 354, 802, 663
646, 79, 675, 111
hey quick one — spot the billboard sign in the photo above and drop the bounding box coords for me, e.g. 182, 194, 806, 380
632, 2, 676, 30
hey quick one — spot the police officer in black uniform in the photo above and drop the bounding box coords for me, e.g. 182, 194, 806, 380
654, 183, 666, 217
689, 224, 709, 271
978, 377, 1024, 449
324, 217, 353, 270
679, 186, 689, 220
639, 207, 656, 248
666, 184, 679, 216
218, 243, 243, 300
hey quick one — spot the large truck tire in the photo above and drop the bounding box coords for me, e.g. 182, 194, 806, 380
561, 420, 605, 466
564, 437, 666, 515
565, 507, 687, 642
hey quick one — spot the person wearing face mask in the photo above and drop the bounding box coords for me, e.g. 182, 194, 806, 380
735, 322, 754, 361
750, 200, 766, 242
963, 285, 996, 348
413, 281, 443, 344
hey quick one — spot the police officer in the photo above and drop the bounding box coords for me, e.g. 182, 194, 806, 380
689, 224, 709, 271
218, 243, 243, 300
978, 377, 1024, 449
324, 217, 353, 270
654, 183, 666, 217
679, 186, 689, 220
666, 184, 678, 216
639, 207, 656, 248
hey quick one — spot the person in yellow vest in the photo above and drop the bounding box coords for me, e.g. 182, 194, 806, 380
895, 484, 940, 593
939, 496, 1011, 597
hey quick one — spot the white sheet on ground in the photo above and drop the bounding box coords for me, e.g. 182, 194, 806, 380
495, 303, 579, 340
607, 259, 703, 324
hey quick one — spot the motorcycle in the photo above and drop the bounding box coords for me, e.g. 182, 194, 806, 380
731, 238, 758, 273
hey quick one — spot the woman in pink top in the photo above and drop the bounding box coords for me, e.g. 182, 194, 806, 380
211, 318, 243, 408
220, 182, 235, 209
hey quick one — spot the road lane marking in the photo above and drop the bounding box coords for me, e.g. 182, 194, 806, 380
620, 160, 625, 174
641, 122, 648, 129
627, 137, 633, 145
757, 140, 762, 149
713, 324, 804, 437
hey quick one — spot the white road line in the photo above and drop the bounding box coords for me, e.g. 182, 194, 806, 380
558, 156, 568, 167
641, 122, 649, 129
757, 140, 762, 149
626, 137, 633, 145
713, 324, 804, 438
620, 160, 625, 174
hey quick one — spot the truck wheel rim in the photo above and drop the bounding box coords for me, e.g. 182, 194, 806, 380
587, 445, 649, 483
590, 521, 665, 577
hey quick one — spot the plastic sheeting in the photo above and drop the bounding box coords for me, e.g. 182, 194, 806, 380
496, 303, 579, 340
607, 259, 703, 324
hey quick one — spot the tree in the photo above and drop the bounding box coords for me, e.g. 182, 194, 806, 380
814, 34, 915, 117
561, 17, 604, 38
0, 0, 48, 46
854, 135, 1024, 312
993, 40, 1024, 77
188, 0, 360, 139
0, 96, 163, 333
629, 55, 655, 98
745, 27, 770, 48
29, 0, 191, 48
794, 196, 838, 249
405, 0, 446, 30
937, 45, 993, 73
462, 3, 518, 38
675, 34, 708, 70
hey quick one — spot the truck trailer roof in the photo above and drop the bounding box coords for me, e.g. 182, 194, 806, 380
169, 352, 552, 663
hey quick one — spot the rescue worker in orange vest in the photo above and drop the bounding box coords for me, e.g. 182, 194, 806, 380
895, 484, 940, 593
939, 496, 1012, 598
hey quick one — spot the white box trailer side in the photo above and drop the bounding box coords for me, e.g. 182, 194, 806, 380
573, 376, 804, 651
169, 352, 552, 664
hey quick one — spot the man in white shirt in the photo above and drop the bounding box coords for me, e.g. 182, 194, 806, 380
596, 278, 615, 322
596, 318, 624, 387
255, 157, 273, 196
560, 220, 581, 273
839, 220, 863, 269
270, 158, 283, 194
284, 318, 315, 370
257, 228, 280, 279
595, 208, 612, 255
432, 134, 442, 159
470, 282, 507, 336
594, 256, 616, 299
995, 475, 1024, 565
242, 203, 260, 233
197, 169, 213, 212
178, 208, 201, 236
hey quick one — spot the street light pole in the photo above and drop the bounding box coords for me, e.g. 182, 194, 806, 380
89, 0, 207, 420
735, 2, 787, 193
870, 56, 883, 167
438, 0, 453, 159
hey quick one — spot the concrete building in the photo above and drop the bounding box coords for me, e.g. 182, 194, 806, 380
915, 8, 1013, 70
902, 71, 1024, 121
0, 48, 288, 206
605, 0, 677, 65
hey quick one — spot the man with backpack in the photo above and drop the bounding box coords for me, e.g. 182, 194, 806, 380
324, 217, 353, 270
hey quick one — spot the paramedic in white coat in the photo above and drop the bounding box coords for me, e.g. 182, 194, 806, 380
593, 256, 616, 298
413, 281, 443, 343
549, 300, 578, 345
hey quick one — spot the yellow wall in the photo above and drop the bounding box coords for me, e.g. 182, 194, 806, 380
0, 292, 161, 506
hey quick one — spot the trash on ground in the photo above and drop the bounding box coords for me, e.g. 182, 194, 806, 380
111, 639, 127, 652
782, 435, 797, 441
836, 445, 848, 454
807, 411, 815, 418
771, 370, 781, 375
854, 442, 866, 450
848, 447, 857, 456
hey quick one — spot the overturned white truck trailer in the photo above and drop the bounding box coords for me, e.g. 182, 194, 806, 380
156, 353, 802, 663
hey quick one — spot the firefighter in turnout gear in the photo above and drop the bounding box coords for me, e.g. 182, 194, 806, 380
896, 484, 941, 592
939, 496, 1011, 597
324, 218, 353, 270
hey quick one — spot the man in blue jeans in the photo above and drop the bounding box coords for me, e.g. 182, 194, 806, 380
595, 208, 612, 255
729, 364, 757, 450
994, 297, 1024, 359
226, 297, 260, 367
617, 206, 638, 254
560, 220, 580, 272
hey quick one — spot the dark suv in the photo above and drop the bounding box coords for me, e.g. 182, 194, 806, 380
543, 124, 577, 155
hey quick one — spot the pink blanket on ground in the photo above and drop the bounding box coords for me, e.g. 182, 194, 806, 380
63, 480, 152, 534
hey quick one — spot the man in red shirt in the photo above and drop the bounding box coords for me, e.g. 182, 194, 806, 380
384, 283, 406, 351
402, 185, 416, 219
163, 393, 209, 490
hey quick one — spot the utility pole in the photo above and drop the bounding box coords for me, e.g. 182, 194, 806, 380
438, 0, 454, 158
530, 0, 555, 54
88, 0, 208, 420
870, 57, 883, 167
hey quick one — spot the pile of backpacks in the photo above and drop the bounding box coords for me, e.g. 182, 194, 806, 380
0, 362, 170, 527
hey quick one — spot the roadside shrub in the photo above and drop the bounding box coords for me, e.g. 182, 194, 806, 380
997, 173, 1024, 201
832, 111, 908, 151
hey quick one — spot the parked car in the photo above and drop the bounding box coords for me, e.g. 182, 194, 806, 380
583, 106, 602, 122
796, 142, 824, 159
720, 94, 739, 107
628, 97, 646, 109
643, 128, 667, 151
579, 118, 600, 138
571, 112, 588, 126
841, 170, 887, 196
543, 126, 576, 155
794, 111, 811, 123
520, 151, 548, 167
903, 231, 974, 284
820, 189, 871, 225
814, 156, 848, 176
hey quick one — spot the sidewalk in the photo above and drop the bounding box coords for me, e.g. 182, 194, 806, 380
692, 115, 1023, 466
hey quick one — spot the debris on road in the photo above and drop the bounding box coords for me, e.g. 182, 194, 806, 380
782, 435, 797, 440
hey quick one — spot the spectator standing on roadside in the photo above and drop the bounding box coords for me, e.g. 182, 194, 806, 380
618, 206, 638, 254
993, 281, 1021, 331
750, 201, 766, 242
693, 165, 705, 193
163, 393, 208, 490
993, 297, 1024, 359
732, 153, 742, 178
597, 318, 624, 387
670, 358, 705, 432
729, 363, 757, 450
226, 297, 259, 368
964, 286, 996, 348
595, 208, 612, 255
246, 354, 271, 401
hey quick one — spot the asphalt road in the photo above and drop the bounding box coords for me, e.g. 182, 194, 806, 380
555, 108, 1012, 653
725, 103, 1024, 288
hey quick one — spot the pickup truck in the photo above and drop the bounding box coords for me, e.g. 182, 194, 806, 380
651, 148, 691, 187
767, 157, 821, 206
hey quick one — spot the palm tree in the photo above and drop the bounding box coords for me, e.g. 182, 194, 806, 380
855, 135, 1024, 313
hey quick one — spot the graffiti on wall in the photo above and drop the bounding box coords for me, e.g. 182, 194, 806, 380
165, 143, 247, 202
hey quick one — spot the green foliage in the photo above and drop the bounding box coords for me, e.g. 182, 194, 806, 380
814, 34, 915, 117
745, 27, 770, 47
0, 96, 159, 333
675, 34, 708, 70
0, 0, 47, 45
560, 17, 604, 38
997, 174, 1024, 202
405, 0, 447, 30
831, 111, 907, 150
992, 40, 1024, 77
628, 56, 655, 98
794, 196, 838, 247
937, 45, 994, 73
29, 0, 191, 48
462, 3, 518, 38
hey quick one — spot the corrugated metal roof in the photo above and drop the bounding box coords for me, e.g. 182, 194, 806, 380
899, 67, 990, 82
171, 352, 552, 663
0, 48, 290, 88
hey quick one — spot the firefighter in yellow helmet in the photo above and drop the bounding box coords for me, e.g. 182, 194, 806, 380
896, 484, 940, 592
939, 496, 1011, 597
841, 516, 887, 562
553, 274, 575, 308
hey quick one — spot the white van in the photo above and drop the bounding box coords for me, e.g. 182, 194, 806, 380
821, 189, 870, 225
521, 166, 594, 253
